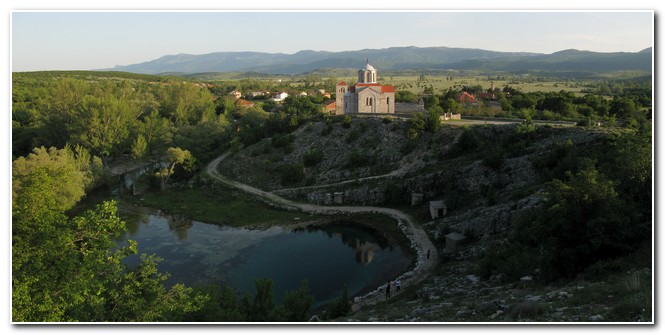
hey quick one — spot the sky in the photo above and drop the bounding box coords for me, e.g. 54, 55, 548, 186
11, 10, 654, 72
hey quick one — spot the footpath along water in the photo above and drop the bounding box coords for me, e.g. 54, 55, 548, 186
206, 152, 438, 310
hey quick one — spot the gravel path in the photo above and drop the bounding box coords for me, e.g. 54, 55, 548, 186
206, 152, 439, 311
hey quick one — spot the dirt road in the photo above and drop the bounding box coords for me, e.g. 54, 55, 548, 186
206, 152, 438, 310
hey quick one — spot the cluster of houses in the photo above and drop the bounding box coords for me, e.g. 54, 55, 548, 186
228, 88, 334, 110
224, 64, 497, 118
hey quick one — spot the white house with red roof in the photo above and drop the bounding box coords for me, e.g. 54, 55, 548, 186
335, 62, 395, 115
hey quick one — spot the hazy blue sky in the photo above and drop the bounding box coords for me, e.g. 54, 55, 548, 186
11, 11, 654, 72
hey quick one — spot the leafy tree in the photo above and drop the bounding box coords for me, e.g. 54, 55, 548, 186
610, 97, 639, 119
138, 110, 174, 154
453, 128, 482, 153
510, 167, 631, 280
38, 78, 89, 148
131, 134, 148, 162
185, 285, 245, 322
103, 253, 207, 322
156, 82, 216, 126
247, 278, 275, 322
155, 147, 193, 191
407, 112, 426, 139
511, 93, 537, 110
325, 286, 351, 320
395, 90, 418, 103
71, 95, 136, 158
12, 144, 205, 321
173, 118, 229, 163
273, 280, 314, 322
424, 109, 442, 132
12, 147, 89, 217
440, 97, 459, 113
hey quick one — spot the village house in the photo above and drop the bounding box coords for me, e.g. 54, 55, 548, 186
272, 92, 289, 102
247, 91, 270, 99
324, 101, 336, 114
319, 89, 332, 99
336, 62, 395, 115
229, 90, 242, 99
458, 92, 477, 104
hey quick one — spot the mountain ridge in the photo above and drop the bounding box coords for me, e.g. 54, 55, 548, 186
106, 46, 652, 75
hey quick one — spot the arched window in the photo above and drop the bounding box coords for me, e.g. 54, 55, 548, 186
369, 98, 373, 106
387, 97, 390, 105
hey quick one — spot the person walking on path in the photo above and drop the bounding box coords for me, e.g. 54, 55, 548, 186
385, 282, 391, 298
395, 279, 401, 292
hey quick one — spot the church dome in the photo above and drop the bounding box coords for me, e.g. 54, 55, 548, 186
365, 63, 376, 71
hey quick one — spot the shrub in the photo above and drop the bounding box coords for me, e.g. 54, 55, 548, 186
346, 149, 376, 169
320, 123, 333, 136
279, 163, 304, 186
271, 134, 295, 149
482, 146, 504, 170
345, 129, 361, 143
303, 148, 323, 167
342, 115, 352, 128
508, 302, 546, 321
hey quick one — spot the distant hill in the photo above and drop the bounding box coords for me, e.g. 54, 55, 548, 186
106, 46, 652, 75
450, 48, 652, 73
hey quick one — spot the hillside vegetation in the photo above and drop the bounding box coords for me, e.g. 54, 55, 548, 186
11, 70, 652, 322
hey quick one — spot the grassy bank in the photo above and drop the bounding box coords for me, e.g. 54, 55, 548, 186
132, 185, 302, 228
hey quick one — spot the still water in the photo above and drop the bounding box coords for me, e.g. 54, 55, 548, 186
118, 209, 412, 307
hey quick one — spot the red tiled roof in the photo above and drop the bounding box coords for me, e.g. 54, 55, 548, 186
382, 85, 395, 93
325, 101, 336, 110
459, 92, 476, 103
353, 83, 395, 93
236, 99, 254, 106
337, 81, 347, 86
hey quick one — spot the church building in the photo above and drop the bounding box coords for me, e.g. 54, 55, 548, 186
335, 62, 395, 115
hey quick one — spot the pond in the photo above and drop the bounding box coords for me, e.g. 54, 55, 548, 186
117, 208, 413, 308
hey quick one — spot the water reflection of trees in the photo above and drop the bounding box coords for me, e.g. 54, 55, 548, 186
167, 214, 194, 240
123, 212, 149, 236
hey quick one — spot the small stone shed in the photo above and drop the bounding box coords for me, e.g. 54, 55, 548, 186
444, 232, 466, 252
429, 200, 447, 219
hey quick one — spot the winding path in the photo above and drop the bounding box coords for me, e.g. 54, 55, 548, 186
206, 152, 439, 311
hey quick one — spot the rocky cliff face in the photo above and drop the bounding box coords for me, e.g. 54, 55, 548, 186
219, 116, 644, 322
221, 117, 612, 236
